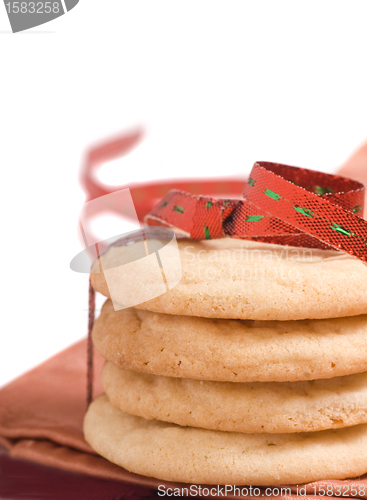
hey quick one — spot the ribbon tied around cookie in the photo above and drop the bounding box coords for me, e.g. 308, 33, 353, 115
145, 161, 367, 263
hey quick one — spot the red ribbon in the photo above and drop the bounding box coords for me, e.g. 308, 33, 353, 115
79, 129, 246, 249
145, 161, 367, 262
80, 132, 367, 263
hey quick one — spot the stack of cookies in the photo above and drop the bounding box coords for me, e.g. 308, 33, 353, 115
84, 238, 367, 485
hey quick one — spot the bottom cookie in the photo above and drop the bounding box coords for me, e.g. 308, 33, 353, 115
84, 395, 367, 485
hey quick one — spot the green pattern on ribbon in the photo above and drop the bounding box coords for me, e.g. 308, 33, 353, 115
264, 189, 282, 201
223, 200, 230, 206
204, 225, 211, 239
161, 201, 168, 207
314, 186, 334, 195
173, 205, 184, 214
246, 215, 264, 222
294, 206, 314, 218
248, 178, 255, 187
352, 205, 362, 214
206, 201, 213, 209
330, 223, 354, 237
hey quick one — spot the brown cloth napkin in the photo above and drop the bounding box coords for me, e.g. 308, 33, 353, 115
1, 140, 367, 499
0, 340, 161, 486
0, 448, 156, 499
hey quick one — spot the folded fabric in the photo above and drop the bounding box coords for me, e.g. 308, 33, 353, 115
0, 340, 154, 484
0, 449, 156, 500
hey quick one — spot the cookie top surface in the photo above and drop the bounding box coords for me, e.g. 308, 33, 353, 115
92, 300, 367, 382
84, 395, 367, 485
91, 238, 367, 321
102, 362, 367, 434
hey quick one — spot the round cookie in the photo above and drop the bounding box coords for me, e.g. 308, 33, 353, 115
102, 362, 367, 434
84, 395, 367, 485
92, 300, 367, 382
91, 238, 367, 321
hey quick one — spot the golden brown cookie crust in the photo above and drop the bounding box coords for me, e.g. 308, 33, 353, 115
84, 395, 367, 485
102, 362, 367, 434
91, 238, 367, 321
92, 300, 367, 382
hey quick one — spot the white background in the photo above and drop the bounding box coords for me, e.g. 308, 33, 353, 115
1, 1, 367, 386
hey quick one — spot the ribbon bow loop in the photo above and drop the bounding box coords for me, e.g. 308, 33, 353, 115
145, 162, 367, 263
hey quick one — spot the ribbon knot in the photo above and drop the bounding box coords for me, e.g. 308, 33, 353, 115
192, 197, 239, 239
